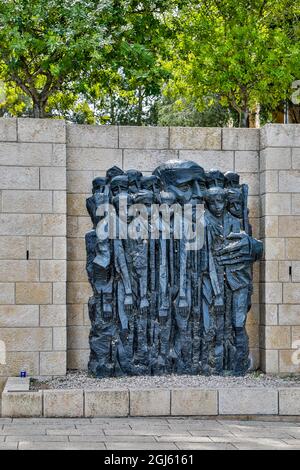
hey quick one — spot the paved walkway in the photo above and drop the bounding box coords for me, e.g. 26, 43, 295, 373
0, 417, 300, 450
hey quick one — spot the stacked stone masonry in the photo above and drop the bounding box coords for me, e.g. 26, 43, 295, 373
0, 119, 299, 378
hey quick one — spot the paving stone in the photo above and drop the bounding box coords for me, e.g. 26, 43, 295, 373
106, 442, 178, 450
18, 441, 106, 450
176, 442, 236, 450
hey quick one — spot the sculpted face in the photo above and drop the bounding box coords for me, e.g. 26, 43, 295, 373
227, 188, 243, 218
206, 188, 226, 217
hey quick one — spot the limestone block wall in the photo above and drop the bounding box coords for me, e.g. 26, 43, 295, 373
260, 125, 300, 374
66, 125, 261, 371
0, 119, 67, 378
0, 119, 299, 378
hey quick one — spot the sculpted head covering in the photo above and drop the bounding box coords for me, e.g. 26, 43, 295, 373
92, 177, 107, 194
106, 166, 124, 182
153, 160, 205, 188
224, 171, 240, 188
206, 169, 225, 189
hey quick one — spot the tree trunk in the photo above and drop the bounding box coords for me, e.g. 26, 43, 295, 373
241, 109, 249, 128
137, 86, 143, 126
249, 104, 260, 128
33, 101, 46, 119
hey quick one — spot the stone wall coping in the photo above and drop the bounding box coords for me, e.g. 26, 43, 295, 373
2, 379, 300, 417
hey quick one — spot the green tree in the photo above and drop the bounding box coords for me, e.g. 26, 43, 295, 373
165, 0, 300, 127
0, 0, 182, 120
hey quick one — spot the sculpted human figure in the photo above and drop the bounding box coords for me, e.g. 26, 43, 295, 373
86, 160, 263, 377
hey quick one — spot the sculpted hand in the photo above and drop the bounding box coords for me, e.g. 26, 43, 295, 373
215, 232, 251, 265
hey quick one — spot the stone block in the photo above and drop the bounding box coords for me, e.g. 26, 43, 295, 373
279, 305, 300, 325
28, 236, 53, 259
0, 327, 52, 351
247, 196, 260, 218
260, 282, 282, 304
292, 147, 300, 169
0, 118, 17, 141
67, 261, 87, 282
292, 326, 300, 343
2, 392, 43, 417
53, 327, 67, 350
40, 260, 66, 282
0, 236, 26, 260
67, 238, 86, 261
0, 166, 39, 190
279, 350, 300, 374
0, 142, 52, 166
261, 349, 279, 374
260, 147, 291, 170
67, 216, 78, 237
2, 190, 52, 213
178, 150, 234, 173
264, 326, 291, 349
18, 118, 66, 143
67, 170, 94, 193
40, 167, 66, 190
53, 237, 66, 259
283, 283, 300, 303
16, 282, 52, 305
120, 126, 169, 149
279, 389, 300, 415
53, 191, 66, 214
0, 305, 39, 327
279, 216, 300, 237
171, 389, 218, 416
67, 282, 92, 304
264, 239, 285, 261
0, 352, 39, 376
0, 260, 39, 282
170, 127, 221, 150
246, 304, 260, 325
239, 172, 260, 196
0, 283, 15, 304
42, 214, 66, 236
67, 348, 89, 370
84, 390, 129, 417
222, 128, 259, 150
260, 304, 278, 326
40, 351, 67, 376
52, 143, 66, 166
278, 170, 300, 193
261, 261, 278, 282
260, 171, 278, 194
67, 193, 88, 216
67, 148, 122, 171
292, 261, 300, 281
262, 194, 291, 216
52, 282, 66, 305
247, 324, 260, 348
235, 151, 259, 172
218, 388, 278, 415
67, 304, 84, 326
261, 124, 300, 148
44, 390, 83, 417
77, 217, 92, 237
40, 305, 66, 326
260, 216, 278, 238
292, 194, 300, 215
278, 261, 291, 282
130, 390, 170, 416
0, 214, 41, 236
67, 326, 89, 349
67, 124, 118, 148
123, 149, 178, 172
286, 239, 300, 260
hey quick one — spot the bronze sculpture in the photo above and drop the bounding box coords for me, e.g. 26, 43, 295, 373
86, 161, 263, 377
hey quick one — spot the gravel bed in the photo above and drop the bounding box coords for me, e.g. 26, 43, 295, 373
31, 370, 300, 390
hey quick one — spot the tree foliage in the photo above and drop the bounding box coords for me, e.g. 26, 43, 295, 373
164, 0, 300, 126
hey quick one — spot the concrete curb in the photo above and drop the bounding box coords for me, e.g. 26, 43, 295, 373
1, 379, 300, 418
